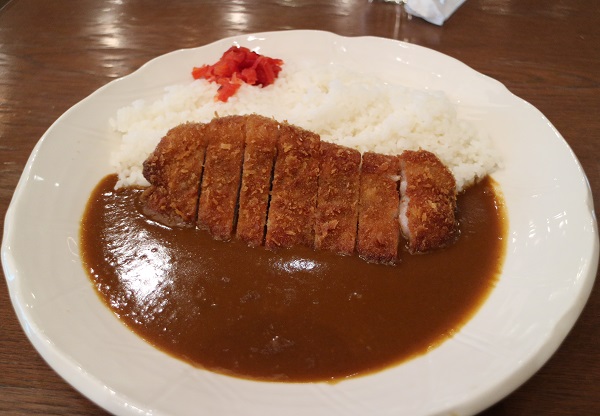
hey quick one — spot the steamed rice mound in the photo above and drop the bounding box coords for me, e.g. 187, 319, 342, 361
110, 62, 499, 191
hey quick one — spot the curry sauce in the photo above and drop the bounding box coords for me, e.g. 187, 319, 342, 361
80, 174, 506, 382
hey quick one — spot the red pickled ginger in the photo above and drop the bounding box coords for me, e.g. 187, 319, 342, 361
192, 46, 284, 102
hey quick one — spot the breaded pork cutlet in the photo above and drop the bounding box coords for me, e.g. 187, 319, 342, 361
314, 142, 361, 256
236, 115, 279, 247
398, 150, 457, 253
197, 115, 246, 241
140, 116, 460, 262
264, 123, 320, 250
357, 152, 401, 264
141, 122, 208, 227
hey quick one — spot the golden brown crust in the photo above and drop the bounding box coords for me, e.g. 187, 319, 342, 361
236, 115, 279, 247
314, 142, 361, 256
264, 122, 320, 250
141, 122, 208, 227
398, 150, 457, 253
141, 117, 459, 261
197, 115, 246, 241
357, 152, 401, 264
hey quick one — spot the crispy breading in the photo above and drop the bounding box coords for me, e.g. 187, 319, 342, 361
357, 152, 401, 264
141, 117, 459, 261
398, 150, 457, 253
264, 122, 320, 249
141, 122, 208, 227
314, 142, 361, 256
236, 115, 279, 247
197, 115, 246, 241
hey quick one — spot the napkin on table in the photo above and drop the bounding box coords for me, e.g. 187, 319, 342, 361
404, 0, 467, 26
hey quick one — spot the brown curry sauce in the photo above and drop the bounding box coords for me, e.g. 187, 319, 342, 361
80, 174, 506, 382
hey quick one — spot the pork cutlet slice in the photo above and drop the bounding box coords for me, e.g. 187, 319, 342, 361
236, 115, 279, 247
264, 122, 320, 249
398, 150, 457, 253
141, 122, 208, 227
314, 142, 361, 256
197, 115, 246, 241
357, 152, 401, 264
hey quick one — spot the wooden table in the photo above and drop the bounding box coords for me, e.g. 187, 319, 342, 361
1, 0, 598, 414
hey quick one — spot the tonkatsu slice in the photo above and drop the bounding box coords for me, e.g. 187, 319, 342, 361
357, 152, 401, 265
264, 122, 320, 250
197, 115, 246, 241
141, 122, 208, 227
236, 114, 279, 247
314, 142, 361, 256
398, 150, 457, 253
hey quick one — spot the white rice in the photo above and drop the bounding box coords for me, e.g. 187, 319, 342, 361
110, 62, 499, 192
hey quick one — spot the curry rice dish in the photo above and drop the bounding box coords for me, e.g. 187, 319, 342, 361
81, 113, 506, 382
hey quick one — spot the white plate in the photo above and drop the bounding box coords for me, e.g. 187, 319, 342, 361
2, 30, 598, 416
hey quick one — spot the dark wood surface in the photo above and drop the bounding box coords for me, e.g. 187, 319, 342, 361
1, 0, 598, 414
